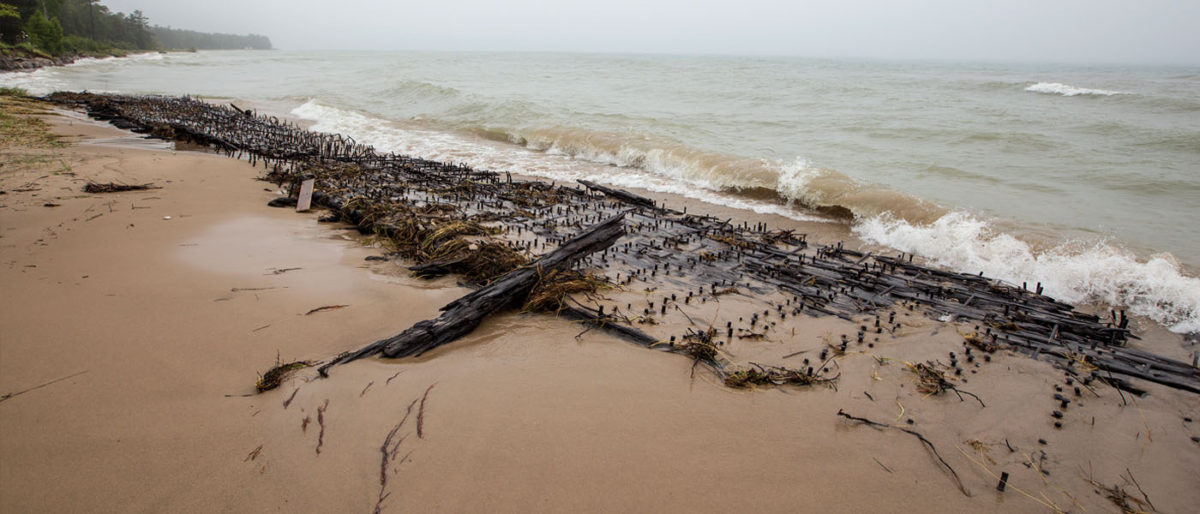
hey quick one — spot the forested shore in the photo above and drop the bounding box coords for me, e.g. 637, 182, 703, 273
1, 0, 269, 71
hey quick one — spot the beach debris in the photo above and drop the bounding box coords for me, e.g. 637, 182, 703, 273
522, 269, 608, 313
282, 387, 300, 409
49, 92, 1200, 396
0, 370, 89, 404
905, 361, 985, 407
578, 179, 658, 210
1089, 471, 1156, 514
837, 409, 970, 496
316, 399, 329, 455
417, 383, 435, 439
83, 181, 159, 193
296, 177, 315, 211
267, 196, 297, 208
244, 445, 263, 462
376, 397, 419, 514
318, 212, 627, 376
724, 362, 839, 388
255, 359, 313, 392
305, 304, 348, 316
962, 331, 999, 353
678, 328, 719, 362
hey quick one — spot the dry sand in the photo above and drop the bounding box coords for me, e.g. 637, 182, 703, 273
2, 106, 1199, 513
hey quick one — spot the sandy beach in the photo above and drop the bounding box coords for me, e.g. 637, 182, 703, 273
2, 99, 1199, 513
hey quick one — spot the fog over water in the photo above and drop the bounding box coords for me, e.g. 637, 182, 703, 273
102, 0, 1200, 65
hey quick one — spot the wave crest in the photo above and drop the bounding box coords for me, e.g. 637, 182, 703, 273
1025, 82, 1127, 97
854, 212, 1200, 333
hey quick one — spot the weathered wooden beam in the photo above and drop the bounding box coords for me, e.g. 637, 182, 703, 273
318, 213, 627, 375
578, 180, 659, 210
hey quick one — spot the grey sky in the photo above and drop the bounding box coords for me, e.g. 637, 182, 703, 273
102, 0, 1200, 64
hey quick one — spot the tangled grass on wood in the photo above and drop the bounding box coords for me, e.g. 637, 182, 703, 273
523, 269, 609, 313
907, 361, 951, 395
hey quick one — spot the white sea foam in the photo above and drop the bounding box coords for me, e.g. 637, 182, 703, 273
0, 68, 63, 96
854, 212, 1200, 333
1025, 82, 1127, 97
291, 100, 825, 223
0, 52, 164, 96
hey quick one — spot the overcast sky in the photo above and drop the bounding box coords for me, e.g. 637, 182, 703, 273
101, 0, 1200, 64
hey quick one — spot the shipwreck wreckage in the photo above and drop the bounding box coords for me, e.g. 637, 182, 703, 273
48, 92, 1200, 396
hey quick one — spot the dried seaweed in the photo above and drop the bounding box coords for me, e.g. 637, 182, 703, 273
905, 361, 985, 407
724, 362, 839, 388
256, 360, 313, 392
523, 270, 608, 313
837, 409, 970, 496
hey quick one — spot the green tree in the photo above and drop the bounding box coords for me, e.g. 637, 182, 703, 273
25, 10, 62, 53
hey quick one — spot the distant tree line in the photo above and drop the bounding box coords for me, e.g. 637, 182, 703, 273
152, 26, 271, 51
1, 0, 270, 56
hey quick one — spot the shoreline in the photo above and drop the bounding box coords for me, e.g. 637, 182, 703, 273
1, 97, 1198, 512
0, 48, 146, 73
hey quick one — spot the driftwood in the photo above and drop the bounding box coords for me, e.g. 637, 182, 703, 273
318, 213, 626, 375
578, 179, 659, 211
83, 181, 159, 193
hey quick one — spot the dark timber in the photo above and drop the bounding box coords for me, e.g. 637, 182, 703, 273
318, 213, 627, 375
48, 92, 1200, 395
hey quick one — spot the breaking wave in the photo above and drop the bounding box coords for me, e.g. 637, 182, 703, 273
1025, 82, 1128, 97
290, 100, 828, 222
294, 98, 1199, 333
855, 213, 1200, 333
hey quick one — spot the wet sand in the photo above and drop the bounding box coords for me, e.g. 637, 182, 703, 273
1, 108, 1198, 513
